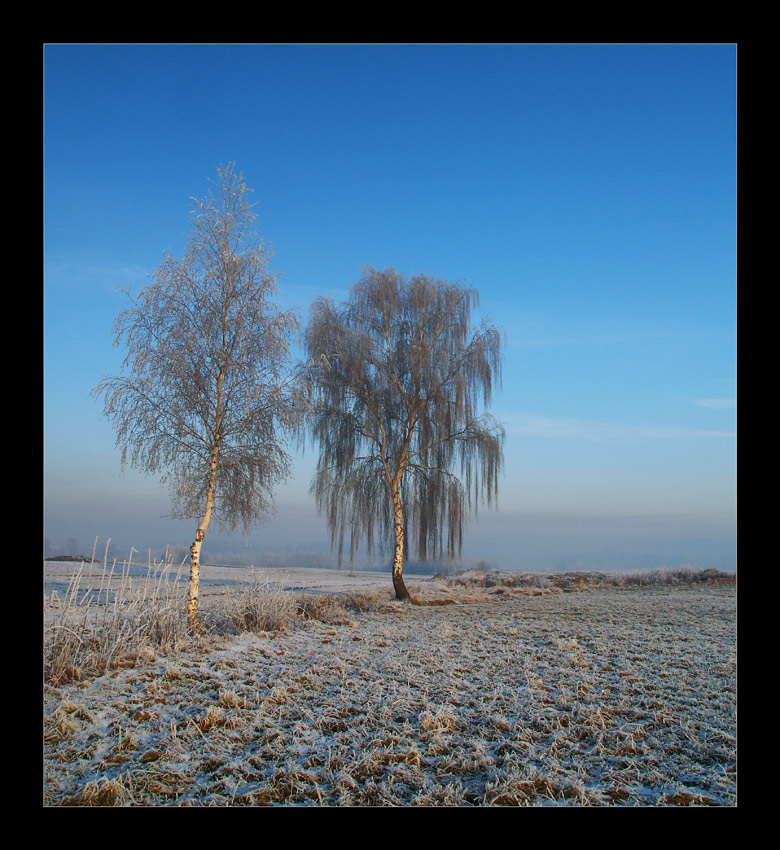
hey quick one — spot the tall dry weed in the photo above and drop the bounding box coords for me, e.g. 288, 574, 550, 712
44, 556, 190, 685
43, 558, 330, 684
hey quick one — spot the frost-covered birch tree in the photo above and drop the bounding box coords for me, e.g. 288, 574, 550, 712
93, 164, 300, 630
304, 267, 505, 601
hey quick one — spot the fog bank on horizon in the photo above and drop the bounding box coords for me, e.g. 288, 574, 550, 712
43, 492, 736, 573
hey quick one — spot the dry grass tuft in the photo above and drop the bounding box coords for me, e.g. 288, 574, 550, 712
219, 578, 300, 634
340, 589, 395, 612
296, 593, 352, 624
44, 556, 190, 685
66, 777, 131, 807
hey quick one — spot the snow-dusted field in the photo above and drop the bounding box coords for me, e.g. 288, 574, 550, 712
43, 566, 736, 806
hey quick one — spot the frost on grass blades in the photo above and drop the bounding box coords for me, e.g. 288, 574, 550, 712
44, 549, 736, 806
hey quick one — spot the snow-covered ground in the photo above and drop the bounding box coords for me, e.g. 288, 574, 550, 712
43, 560, 432, 599
43, 565, 736, 806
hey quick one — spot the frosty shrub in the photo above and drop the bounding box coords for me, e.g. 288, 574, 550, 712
219, 579, 300, 634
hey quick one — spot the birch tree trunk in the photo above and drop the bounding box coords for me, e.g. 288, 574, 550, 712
187, 442, 219, 631
188, 529, 206, 632
391, 480, 411, 601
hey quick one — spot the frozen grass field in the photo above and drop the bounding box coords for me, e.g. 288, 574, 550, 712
43, 562, 736, 806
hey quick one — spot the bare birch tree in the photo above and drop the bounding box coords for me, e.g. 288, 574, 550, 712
304, 267, 505, 601
93, 164, 301, 630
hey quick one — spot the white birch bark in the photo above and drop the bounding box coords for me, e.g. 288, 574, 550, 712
187, 441, 219, 631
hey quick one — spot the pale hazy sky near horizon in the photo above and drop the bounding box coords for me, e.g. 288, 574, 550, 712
43, 43, 737, 570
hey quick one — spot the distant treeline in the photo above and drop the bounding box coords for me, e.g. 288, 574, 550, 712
45, 554, 95, 563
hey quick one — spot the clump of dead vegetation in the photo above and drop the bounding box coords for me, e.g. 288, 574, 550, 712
603, 566, 736, 586
444, 565, 735, 595
44, 556, 188, 685
43, 556, 397, 686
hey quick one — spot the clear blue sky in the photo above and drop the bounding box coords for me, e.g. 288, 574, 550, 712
43, 43, 737, 570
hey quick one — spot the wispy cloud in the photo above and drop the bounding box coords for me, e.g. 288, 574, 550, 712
45, 256, 153, 292
503, 413, 735, 440
693, 398, 736, 410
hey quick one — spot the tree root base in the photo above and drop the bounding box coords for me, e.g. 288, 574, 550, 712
396, 595, 458, 607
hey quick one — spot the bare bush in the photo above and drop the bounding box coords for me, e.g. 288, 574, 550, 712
215, 578, 300, 634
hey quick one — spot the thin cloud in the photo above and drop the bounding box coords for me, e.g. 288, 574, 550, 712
45, 257, 153, 292
694, 398, 736, 410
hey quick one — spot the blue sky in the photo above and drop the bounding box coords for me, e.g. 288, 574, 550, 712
43, 43, 737, 570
